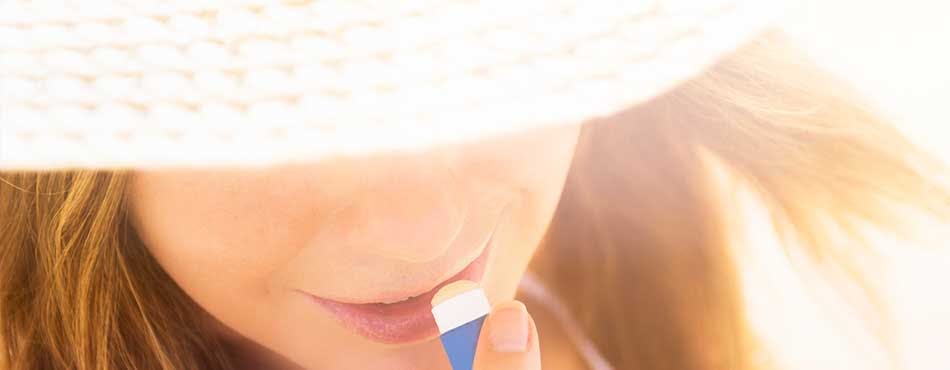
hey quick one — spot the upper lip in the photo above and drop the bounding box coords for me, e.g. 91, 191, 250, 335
374, 255, 482, 304
313, 218, 499, 305
369, 238, 493, 305
308, 201, 508, 304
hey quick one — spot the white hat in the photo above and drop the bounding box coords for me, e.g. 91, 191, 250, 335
0, 0, 781, 170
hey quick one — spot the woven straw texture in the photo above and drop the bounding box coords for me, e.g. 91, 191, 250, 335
0, 0, 780, 169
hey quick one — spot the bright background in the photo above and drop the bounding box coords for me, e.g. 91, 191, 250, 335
783, 0, 950, 162
739, 2, 950, 370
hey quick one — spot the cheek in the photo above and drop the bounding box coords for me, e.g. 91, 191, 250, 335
126, 175, 331, 341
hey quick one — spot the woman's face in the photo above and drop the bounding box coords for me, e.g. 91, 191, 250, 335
126, 123, 581, 369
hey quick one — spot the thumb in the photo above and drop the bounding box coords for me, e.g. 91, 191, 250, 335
473, 300, 541, 370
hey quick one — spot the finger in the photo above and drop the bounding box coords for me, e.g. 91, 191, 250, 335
473, 300, 541, 370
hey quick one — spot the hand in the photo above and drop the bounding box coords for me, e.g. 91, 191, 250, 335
473, 300, 541, 370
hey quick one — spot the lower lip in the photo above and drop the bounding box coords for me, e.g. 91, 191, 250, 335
303, 234, 496, 344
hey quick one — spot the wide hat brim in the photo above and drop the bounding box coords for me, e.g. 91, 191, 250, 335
0, 0, 781, 170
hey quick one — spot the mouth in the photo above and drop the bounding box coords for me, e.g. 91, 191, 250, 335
300, 216, 501, 344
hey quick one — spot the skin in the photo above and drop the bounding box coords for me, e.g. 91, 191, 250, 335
126, 123, 582, 370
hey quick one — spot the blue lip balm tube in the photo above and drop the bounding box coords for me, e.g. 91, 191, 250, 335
430, 280, 491, 370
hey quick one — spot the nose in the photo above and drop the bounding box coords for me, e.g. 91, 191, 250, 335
322, 153, 467, 263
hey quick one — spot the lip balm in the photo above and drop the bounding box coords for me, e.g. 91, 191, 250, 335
430, 280, 491, 370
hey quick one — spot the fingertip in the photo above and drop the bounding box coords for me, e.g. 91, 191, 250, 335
488, 301, 530, 353
491, 300, 529, 317
473, 300, 541, 370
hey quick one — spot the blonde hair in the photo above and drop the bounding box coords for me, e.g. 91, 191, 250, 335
534, 31, 949, 369
2, 31, 948, 369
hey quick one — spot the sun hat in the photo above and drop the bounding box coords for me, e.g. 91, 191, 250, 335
0, 0, 782, 170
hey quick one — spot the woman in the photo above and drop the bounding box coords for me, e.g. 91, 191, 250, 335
1, 1, 947, 369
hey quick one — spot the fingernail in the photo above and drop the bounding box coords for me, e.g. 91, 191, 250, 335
489, 303, 530, 353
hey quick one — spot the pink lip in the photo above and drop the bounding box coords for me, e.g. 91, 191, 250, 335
301, 226, 498, 344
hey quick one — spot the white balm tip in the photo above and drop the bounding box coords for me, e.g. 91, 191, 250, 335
430, 280, 490, 334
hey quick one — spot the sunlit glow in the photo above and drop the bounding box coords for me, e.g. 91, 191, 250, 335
783, 0, 950, 164
744, 3, 950, 368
